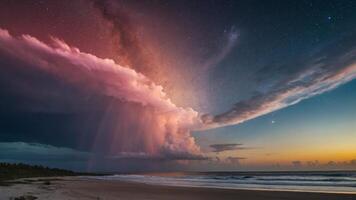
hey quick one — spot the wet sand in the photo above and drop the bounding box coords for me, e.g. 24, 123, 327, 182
0, 177, 355, 200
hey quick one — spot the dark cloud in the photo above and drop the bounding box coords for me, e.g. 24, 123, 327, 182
292, 160, 302, 167
293, 160, 356, 170
0, 142, 207, 172
207, 156, 247, 166
209, 143, 248, 153
306, 160, 320, 167
0, 142, 90, 162
107, 152, 208, 161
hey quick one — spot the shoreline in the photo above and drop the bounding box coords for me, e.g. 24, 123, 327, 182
90, 177, 356, 195
90, 173, 356, 195
0, 177, 355, 200
137, 183, 356, 195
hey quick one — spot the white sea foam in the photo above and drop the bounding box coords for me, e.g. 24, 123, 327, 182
90, 172, 356, 194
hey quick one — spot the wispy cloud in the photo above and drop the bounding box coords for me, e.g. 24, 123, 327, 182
199, 34, 356, 129
200, 26, 239, 72
209, 143, 250, 153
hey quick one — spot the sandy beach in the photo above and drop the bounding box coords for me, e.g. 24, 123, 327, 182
0, 177, 355, 200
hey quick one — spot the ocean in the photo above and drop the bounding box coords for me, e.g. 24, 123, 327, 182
92, 171, 356, 194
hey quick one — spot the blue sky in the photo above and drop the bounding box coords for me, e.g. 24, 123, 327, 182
194, 79, 356, 168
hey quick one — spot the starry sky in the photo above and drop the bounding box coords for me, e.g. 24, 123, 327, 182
0, 0, 355, 172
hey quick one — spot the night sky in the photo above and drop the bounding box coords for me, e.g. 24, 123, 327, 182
0, 0, 355, 172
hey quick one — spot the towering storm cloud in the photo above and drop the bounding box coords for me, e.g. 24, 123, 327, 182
0, 28, 201, 160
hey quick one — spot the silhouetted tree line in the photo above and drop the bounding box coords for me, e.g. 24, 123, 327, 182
0, 162, 88, 181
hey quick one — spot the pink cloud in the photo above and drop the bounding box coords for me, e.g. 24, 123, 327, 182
0, 28, 201, 159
